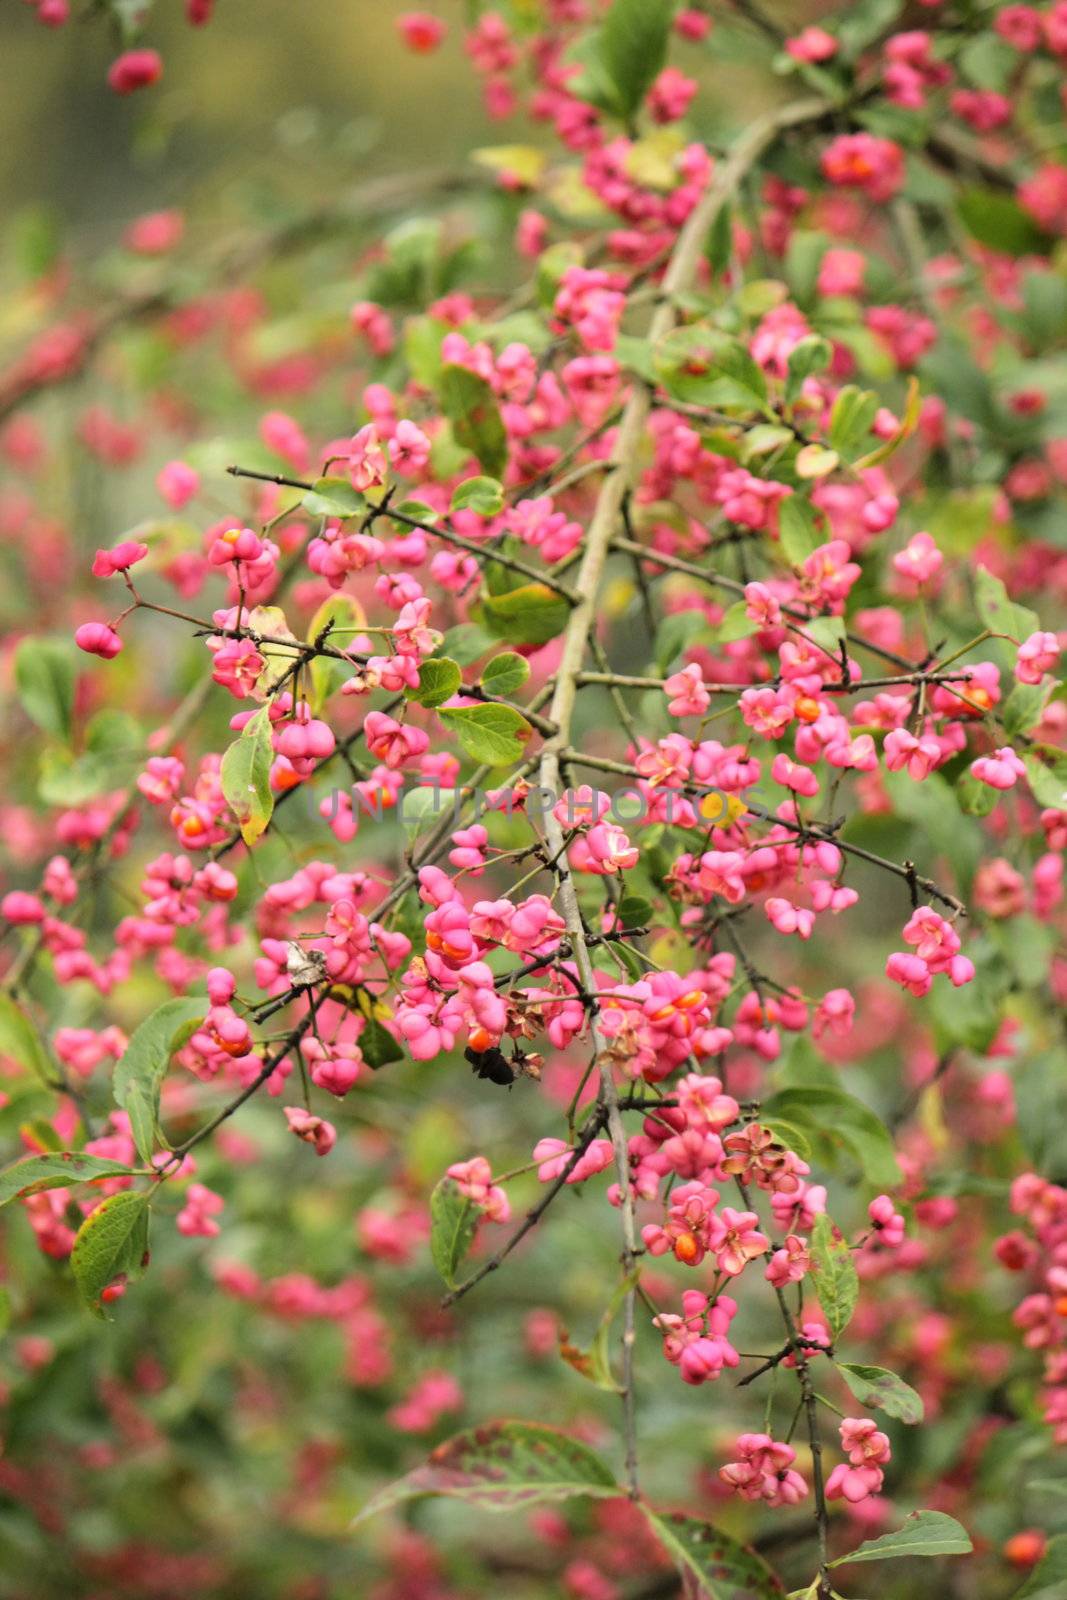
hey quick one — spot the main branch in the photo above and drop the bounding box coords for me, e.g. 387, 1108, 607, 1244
536, 96, 828, 1501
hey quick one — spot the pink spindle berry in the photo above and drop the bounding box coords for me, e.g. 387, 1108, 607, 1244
397, 12, 446, 52
868, 1194, 906, 1248
1016, 631, 1060, 684
107, 49, 163, 94
75, 622, 123, 659
720, 1434, 808, 1507
156, 460, 200, 508
91, 541, 148, 578
283, 1107, 336, 1157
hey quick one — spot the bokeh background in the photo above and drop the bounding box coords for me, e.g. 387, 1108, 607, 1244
0, 5, 1057, 1600
0, 0, 796, 250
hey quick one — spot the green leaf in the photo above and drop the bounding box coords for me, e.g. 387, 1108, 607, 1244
359, 1015, 404, 1070
429, 1176, 478, 1289
1025, 749, 1067, 811
836, 0, 903, 58
785, 335, 832, 404
757, 1119, 813, 1162
37, 748, 131, 808
759, 1086, 902, 1188
738, 278, 789, 320
470, 144, 547, 187
301, 476, 366, 519
808, 1212, 859, 1344
439, 363, 508, 478
478, 582, 570, 647
654, 327, 769, 413
607, 938, 647, 981
353, 1421, 619, 1523
305, 592, 365, 713
1014, 1048, 1067, 1175
974, 565, 1040, 642
930, 966, 1004, 1054
85, 707, 142, 758
613, 332, 657, 382
1027, 1481, 1067, 1500
221, 705, 275, 846
14, 637, 75, 742
615, 894, 653, 929
1001, 681, 1051, 739
802, 614, 846, 656
599, 0, 673, 120
778, 1035, 839, 1090
778, 497, 822, 563
1022, 270, 1067, 345
828, 1510, 972, 1567
13, 205, 61, 279
112, 998, 205, 1163
921, 486, 999, 555
705, 200, 733, 276
450, 476, 504, 516
959, 32, 1014, 92
717, 600, 757, 643
401, 788, 456, 839
438, 622, 496, 666
919, 337, 998, 431
393, 499, 440, 529
537, 240, 585, 309
407, 657, 462, 710
70, 1190, 151, 1318
0, 1153, 142, 1207
642, 1511, 785, 1599
957, 188, 1051, 258
439, 702, 533, 768
988, 916, 1054, 992
828, 385, 879, 459
404, 315, 447, 388
0, 995, 55, 1088
480, 652, 530, 696
785, 230, 829, 308
654, 610, 708, 674
560, 1271, 638, 1394
956, 769, 998, 818
837, 1363, 924, 1424
882, 767, 980, 884
742, 423, 794, 462
795, 443, 839, 479
1011, 1536, 1067, 1600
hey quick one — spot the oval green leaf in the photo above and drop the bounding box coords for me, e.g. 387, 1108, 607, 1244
0, 1153, 142, 1208
71, 1190, 151, 1318
828, 1510, 972, 1567
642, 1509, 785, 1598
353, 1420, 619, 1524
112, 997, 206, 1163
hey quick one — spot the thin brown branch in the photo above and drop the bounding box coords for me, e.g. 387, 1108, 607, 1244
440, 1108, 609, 1307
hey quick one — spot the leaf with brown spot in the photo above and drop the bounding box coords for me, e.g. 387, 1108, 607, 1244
352, 1420, 619, 1523
643, 1510, 785, 1599
0, 1153, 142, 1208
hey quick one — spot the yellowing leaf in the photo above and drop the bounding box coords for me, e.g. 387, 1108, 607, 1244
855, 374, 922, 470
248, 605, 299, 699
71, 1191, 151, 1319
625, 128, 684, 191
699, 792, 748, 828
471, 145, 548, 187
795, 443, 839, 479
648, 929, 695, 975
220, 706, 275, 845
305, 593, 365, 712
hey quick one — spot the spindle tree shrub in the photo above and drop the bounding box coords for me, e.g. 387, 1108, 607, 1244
2, 3, 1067, 1597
